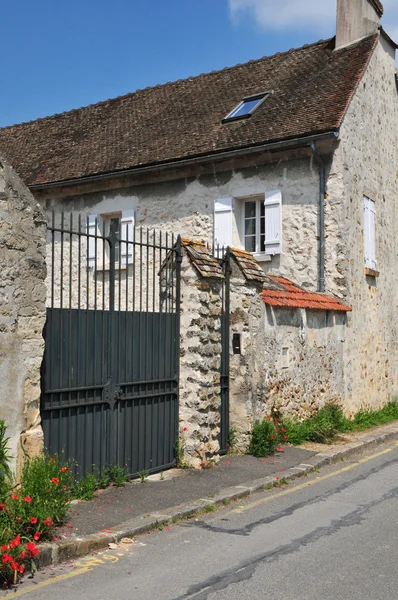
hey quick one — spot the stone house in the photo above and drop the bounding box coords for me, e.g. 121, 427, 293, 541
1, 0, 398, 465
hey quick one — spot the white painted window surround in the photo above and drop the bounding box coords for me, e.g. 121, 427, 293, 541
87, 208, 135, 269
364, 196, 376, 270
214, 191, 282, 258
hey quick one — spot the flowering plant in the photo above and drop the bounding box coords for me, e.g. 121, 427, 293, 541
0, 454, 73, 587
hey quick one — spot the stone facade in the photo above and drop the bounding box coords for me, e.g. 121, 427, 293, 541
229, 259, 347, 451
325, 36, 398, 410
0, 158, 47, 474
41, 152, 322, 291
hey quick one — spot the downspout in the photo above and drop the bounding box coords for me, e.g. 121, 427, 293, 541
311, 142, 326, 293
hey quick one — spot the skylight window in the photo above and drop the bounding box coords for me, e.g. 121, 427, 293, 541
223, 92, 269, 123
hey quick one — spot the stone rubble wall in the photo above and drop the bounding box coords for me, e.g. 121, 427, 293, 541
229, 260, 346, 451
178, 254, 223, 468
0, 159, 47, 475
326, 36, 398, 410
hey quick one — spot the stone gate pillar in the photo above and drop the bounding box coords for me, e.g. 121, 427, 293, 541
0, 158, 47, 476
178, 240, 224, 468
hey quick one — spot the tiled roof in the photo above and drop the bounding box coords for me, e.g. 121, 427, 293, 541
0, 34, 379, 187
262, 276, 351, 311
230, 248, 267, 283
182, 239, 224, 279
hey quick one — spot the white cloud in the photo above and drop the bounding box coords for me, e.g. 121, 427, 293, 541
229, 0, 398, 40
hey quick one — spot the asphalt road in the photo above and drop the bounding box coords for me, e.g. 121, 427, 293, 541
5, 441, 398, 600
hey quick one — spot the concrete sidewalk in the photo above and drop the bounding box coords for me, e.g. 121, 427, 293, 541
38, 421, 398, 567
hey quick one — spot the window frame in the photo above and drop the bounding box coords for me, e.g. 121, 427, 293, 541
222, 92, 270, 123
241, 195, 266, 256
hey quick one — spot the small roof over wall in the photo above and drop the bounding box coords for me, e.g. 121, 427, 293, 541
182, 238, 224, 279
262, 276, 351, 311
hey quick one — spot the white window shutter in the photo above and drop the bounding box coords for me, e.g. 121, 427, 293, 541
120, 209, 135, 264
214, 198, 233, 252
87, 214, 98, 267
364, 197, 376, 269
264, 190, 282, 254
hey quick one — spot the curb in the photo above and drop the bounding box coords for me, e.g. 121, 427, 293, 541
37, 425, 398, 568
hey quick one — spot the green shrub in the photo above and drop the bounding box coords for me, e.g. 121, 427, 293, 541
249, 418, 278, 457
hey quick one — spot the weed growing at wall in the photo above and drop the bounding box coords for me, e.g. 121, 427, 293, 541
249, 401, 398, 455
0, 421, 11, 500
281, 401, 398, 445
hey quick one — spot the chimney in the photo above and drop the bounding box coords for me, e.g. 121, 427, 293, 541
336, 0, 383, 49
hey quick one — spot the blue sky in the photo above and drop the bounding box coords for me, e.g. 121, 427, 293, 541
1, 0, 397, 128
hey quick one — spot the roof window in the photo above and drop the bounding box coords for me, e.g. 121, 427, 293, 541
222, 92, 270, 123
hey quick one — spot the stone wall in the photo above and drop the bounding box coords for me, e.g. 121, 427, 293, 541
178, 253, 223, 467
229, 259, 346, 450
0, 158, 47, 474
41, 154, 321, 291
326, 36, 398, 410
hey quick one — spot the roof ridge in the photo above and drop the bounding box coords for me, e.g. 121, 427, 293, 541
0, 37, 332, 132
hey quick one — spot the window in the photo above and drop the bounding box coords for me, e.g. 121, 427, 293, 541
364, 196, 376, 270
87, 209, 135, 268
242, 192, 282, 256
213, 191, 282, 256
223, 92, 270, 123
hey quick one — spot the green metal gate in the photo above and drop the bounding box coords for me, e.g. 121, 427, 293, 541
41, 213, 181, 478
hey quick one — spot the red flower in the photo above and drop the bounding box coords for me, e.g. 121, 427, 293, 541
27, 544, 39, 556
276, 446, 283, 452
1, 545, 8, 551
270, 434, 275, 440
2, 554, 12, 564
61, 467, 69, 473
282, 428, 287, 433
51, 478, 59, 485
0, 503, 5, 511
283, 435, 288, 440
30, 517, 38, 525
275, 428, 279, 432
20, 551, 26, 559
19, 565, 25, 574
9, 535, 20, 549
50, 458, 55, 463
183, 427, 187, 432
43, 517, 52, 526
11, 494, 18, 501
275, 477, 280, 481
266, 415, 271, 420
24, 496, 32, 503
11, 561, 19, 572
33, 532, 41, 542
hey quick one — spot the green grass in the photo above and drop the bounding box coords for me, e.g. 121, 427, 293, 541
204, 503, 215, 513
281, 401, 398, 446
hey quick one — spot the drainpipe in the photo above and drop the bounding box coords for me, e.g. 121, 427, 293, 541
311, 142, 326, 293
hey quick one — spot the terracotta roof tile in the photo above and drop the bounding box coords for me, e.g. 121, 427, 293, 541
182, 239, 224, 279
230, 248, 267, 283
262, 275, 351, 311
0, 34, 379, 186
